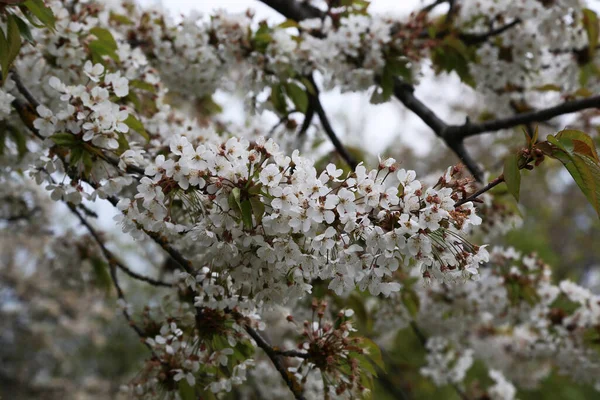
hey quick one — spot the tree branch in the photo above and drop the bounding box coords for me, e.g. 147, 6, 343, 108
309, 76, 357, 170
67, 203, 173, 288
244, 324, 306, 400
445, 95, 600, 141
259, 0, 324, 20
67, 203, 161, 357
460, 19, 521, 45
11, 70, 40, 109
393, 80, 484, 181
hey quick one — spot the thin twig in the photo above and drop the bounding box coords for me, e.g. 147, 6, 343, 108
460, 19, 521, 45
11, 70, 41, 109
67, 204, 161, 357
454, 174, 504, 207
67, 203, 173, 287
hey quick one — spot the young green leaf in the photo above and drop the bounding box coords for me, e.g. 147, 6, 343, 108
249, 196, 265, 225
583, 9, 599, 58
49, 133, 78, 147
503, 153, 521, 202
23, 0, 56, 31
0, 28, 8, 83
13, 15, 35, 45
546, 131, 600, 218
285, 82, 308, 113
124, 115, 150, 142
556, 129, 599, 162
240, 200, 253, 230
90, 256, 112, 293
1, 15, 23, 83
359, 338, 386, 372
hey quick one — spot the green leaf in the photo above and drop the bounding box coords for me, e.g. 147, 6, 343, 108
353, 353, 378, 376
23, 0, 56, 31
70, 146, 83, 165
583, 9, 599, 58
229, 188, 242, 215
359, 338, 385, 372
556, 129, 599, 162
88, 28, 119, 64
285, 82, 308, 113
561, 152, 600, 218
534, 84, 562, 92
88, 40, 120, 64
109, 12, 134, 25
579, 62, 599, 86
90, 256, 112, 293
547, 132, 600, 218
431, 37, 476, 87
49, 133, 78, 147
13, 15, 35, 45
0, 14, 23, 83
0, 28, 7, 84
249, 196, 265, 225
269, 84, 287, 114
240, 199, 253, 229
300, 77, 316, 95
503, 153, 521, 202
124, 115, 149, 142
7, 14, 22, 63
90, 27, 118, 50
117, 132, 130, 154
278, 19, 299, 29
401, 287, 420, 318
82, 151, 94, 176
129, 79, 156, 93
177, 380, 196, 400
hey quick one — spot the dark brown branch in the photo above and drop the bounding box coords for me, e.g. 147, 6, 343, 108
11, 70, 41, 109
393, 81, 484, 181
309, 76, 358, 170
446, 94, 600, 141
259, 0, 324, 20
274, 349, 310, 359
67, 203, 173, 287
420, 0, 448, 14
244, 324, 306, 400
67, 204, 160, 357
454, 174, 504, 207
298, 100, 314, 137
460, 19, 521, 45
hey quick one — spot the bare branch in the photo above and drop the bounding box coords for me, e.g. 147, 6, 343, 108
454, 174, 504, 207
67, 204, 161, 358
460, 19, 521, 45
259, 0, 324, 20
244, 324, 306, 400
309, 76, 357, 169
392, 80, 484, 181
11, 70, 41, 109
67, 203, 173, 288
446, 95, 600, 141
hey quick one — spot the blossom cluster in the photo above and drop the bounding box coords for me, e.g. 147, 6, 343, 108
374, 246, 600, 395
112, 133, 486, 312
34, 63, 130, 148
1, 0, 599, 399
